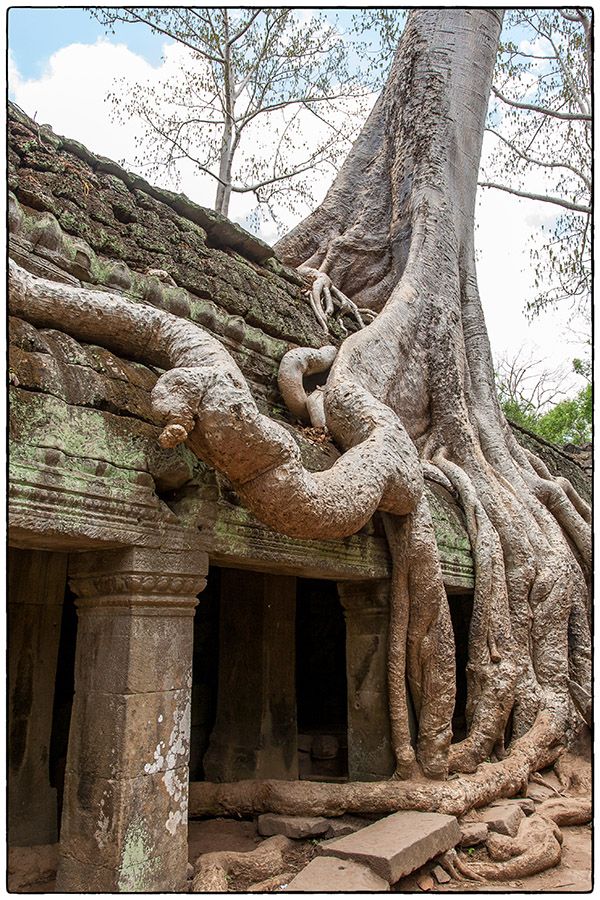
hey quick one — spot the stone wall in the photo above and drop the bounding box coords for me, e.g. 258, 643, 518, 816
8, 101, 478, 587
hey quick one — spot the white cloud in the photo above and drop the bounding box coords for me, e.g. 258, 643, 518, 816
9, 37, 586, 381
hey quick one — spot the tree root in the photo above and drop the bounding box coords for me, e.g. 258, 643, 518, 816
191, 835, 292, 893
277, 344, 338, 425
448, 797, 590, 883
537, 796, 591, 826
467, 814, 562, 879
436, 849, 484, 882
297, 265, 377, 332
8, 259, 422, 540
189, 713, 562, 818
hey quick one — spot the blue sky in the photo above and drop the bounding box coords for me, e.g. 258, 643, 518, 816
8, 7, 165, 79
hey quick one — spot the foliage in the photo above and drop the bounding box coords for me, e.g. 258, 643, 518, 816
496, 350, 591, 446
481, 9, 591, 319
535, 383, 591, 445
92, 7, 375, 224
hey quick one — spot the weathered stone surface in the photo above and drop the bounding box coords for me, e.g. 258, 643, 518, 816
480, 804, 525, 836
490, 797, 535, 816
203, 570, 298, 782
56, 546, 206, 892
338, 581, 396, 781
320, 811, 460, 884
8, 843, 59, 890
458, 822, 488, 847
526, 782, 556, 803
416, 873, 435, 891
311, 734, 340, 760
258, 814, 330, 839
285, 856, 390, 892
325, 817, 366, 839
432, 864, 451, 884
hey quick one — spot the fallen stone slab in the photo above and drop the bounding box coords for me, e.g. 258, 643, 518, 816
432, 864, 451, 884
416, 873, 434, 891
285, 856, 390, 892
480, 804, 525, 837
320, 810, 460, 884
325, 816, 367, 839
257, 813, 330, 839
458, 822, 488, 847
526, 782, 556, 803
490, 797, 535, 816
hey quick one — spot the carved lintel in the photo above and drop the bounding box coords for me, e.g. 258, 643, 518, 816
68, 546, 208, 615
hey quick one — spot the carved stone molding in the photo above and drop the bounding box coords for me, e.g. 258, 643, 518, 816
68, 546, 208, 615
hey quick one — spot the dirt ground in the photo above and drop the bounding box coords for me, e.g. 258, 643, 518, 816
11, 753, 592, 893
394, 824, 592, 893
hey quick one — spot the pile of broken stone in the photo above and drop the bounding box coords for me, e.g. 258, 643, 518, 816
186, 773, 587, 893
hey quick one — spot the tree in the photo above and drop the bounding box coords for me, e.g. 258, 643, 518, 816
93, 7, 370, 222
496, 349, 592, 445
479, 8, 591, 318
9, 9, 591, 879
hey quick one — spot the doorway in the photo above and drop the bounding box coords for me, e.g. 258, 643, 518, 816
296, 578, 348, 780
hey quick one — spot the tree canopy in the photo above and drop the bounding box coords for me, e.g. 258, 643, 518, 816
93, 7, 372, 223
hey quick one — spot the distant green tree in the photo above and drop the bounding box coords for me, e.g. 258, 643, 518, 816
495, 348, 591, 446
535, 383, 591, 445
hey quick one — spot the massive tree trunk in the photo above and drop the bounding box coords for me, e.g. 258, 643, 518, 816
9, 7, 590, 799
277, 7, 591, 779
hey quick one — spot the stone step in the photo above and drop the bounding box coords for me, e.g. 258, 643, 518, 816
284, 856, 390, 892
319, 810, 460, 884
480, 804, 524, 837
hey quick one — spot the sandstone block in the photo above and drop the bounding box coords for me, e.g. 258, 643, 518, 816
416, 873, 434, 891
526, 783, 555, 803
458, 822, 488, 847
325, 817, 365, 839
491, 797, 535, 816
285, 856, 390, 892
320, 811, 460, 884
480, 804, 524, 836
311, 734, 340, 759
258, 814, 330, 839
8, 844, 59, 890
432, 864, 451, 884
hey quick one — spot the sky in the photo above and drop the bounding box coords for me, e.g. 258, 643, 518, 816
7, 5, 589, 399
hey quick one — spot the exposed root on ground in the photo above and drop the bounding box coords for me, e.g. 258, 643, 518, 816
466, 814, 563, 880
189, 713, 562, 818
191, 835, 292, 893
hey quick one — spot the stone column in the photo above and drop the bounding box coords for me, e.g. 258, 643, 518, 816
203, 569, 298, 782
338, 580, 397, 781
56, 546, 207, 893
8, 549, 67, 846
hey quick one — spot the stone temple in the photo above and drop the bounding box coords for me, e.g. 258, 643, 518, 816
7, 102, 590, 891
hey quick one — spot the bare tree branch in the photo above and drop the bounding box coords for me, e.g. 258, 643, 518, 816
491, 85, 591, 121
478, 181, 590, 214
